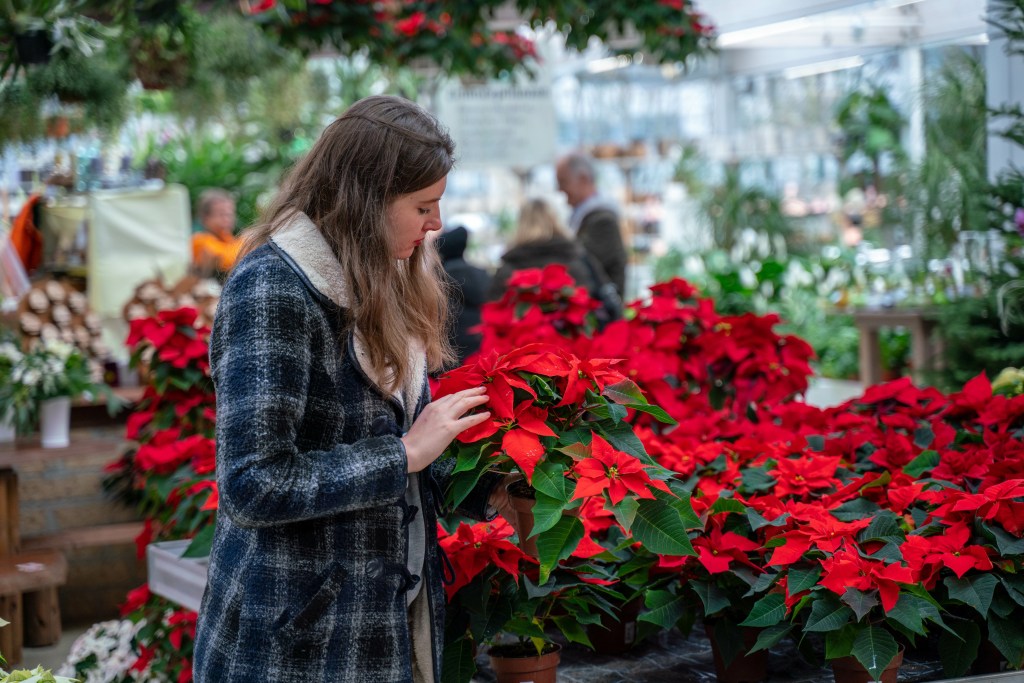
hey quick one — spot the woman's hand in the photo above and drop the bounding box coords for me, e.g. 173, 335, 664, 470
402, 386, 490, 473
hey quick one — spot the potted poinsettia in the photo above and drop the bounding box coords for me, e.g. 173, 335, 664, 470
435, 342, 699, 584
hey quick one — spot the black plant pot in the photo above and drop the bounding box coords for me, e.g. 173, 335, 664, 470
14, 30, 53, 65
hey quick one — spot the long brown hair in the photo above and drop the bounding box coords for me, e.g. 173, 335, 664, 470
242, 95, 455, 391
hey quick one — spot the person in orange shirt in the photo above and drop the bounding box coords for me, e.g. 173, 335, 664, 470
192, 189, 241, 276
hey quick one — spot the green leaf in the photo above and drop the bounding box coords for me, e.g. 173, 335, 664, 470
639, 589, 689, 629
740, 467, 776, 492
587, 402, 629, 424
739, 593, 786, 628
452, 444, 485, 475
707, 617, 743, 668
602, 379, 646, 404
624, 402, 678, 425
529, 492, 566, 539
630, 498, 697, 556
710, 497, 748, 516
850, 625, 899, 681
825, 623, 858, 659
748, 623, 793, 653
806, 434, 825, 451
552, 615, 593, 648
691, 579, 731, 617
857, 511, 905, 545
865, 542, 903, 564
939, 619, 979, 678
831, 497, 881, 521
1001, 574, 1024, 607
841, 588, 879, 622
598, 421, 649, 460
470, 598, 513, 643
747, 508, 789, 531
886, 594, 926, 636
447, 465, 488, 510
988, 613, 1024, 669
611, 497, 639, 531
985, 523, 1024, 557
804, 596, 854, 632
535, 515, 585, 584
786, 566, 822, 596
902, 449, 939, 477
944, 574, 998, 618
442, 636, 477, 683
532, 461, 572, 503
913, 426, 935, 449
182, 523, 215, 558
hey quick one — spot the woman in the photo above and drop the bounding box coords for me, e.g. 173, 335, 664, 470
193, 96, 504, 683
191, 188, 241, 276
489, 198, 621, 322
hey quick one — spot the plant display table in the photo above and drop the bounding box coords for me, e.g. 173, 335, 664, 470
849, 307, 943, 385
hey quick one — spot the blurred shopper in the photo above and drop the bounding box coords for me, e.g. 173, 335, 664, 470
436, 225, 490, 366
490, 198, 621, 324
556, 152, 628, 297
192, 96, 513, 683
191, 189, 241, 276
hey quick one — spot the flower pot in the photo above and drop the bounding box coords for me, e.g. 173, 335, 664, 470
586, 596, 643, 654
39, 396, 71, 448
14, 30, 53, 65
506, 479, 580, 558
831, 648, 903, 683
705, 622, 768, 683
488, 643, 561, 683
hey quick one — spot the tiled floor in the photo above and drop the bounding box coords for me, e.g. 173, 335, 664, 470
16, 624, 89, 673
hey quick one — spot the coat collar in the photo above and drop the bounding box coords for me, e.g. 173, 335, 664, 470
270, 212, 426, 416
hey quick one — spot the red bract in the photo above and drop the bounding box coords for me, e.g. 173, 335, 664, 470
438, 519, 534, 599
771, 454, 840, 499
818, 546, 915, 613
572, 434, 670, 505
900, 523, 993, 585
692, 521, 762, 575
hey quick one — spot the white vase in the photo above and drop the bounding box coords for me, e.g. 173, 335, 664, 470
0, 409, 15, 444
39, 397, 71, 448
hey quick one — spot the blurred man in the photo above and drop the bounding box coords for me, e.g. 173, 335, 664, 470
556, 152, 627, 297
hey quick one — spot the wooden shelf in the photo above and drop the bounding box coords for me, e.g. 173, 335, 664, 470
0, 429, 129, 469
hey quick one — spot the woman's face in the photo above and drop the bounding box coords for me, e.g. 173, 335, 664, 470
203, 199, 237, 238
387, 176, 447, 259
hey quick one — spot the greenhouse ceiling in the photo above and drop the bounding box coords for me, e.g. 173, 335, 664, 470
702, 0, 988, 74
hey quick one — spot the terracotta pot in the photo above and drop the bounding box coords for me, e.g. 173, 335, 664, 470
488, 643, 561, 683
507, 486, 540, 557
587, 597, 643, 654
704, 622, 768, 683
831, 648, 903, 683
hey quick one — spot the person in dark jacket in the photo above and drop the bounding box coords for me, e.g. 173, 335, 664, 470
436, 225, 490, 366
192, 96, 513, 683
556, 152, 628, 297
489, 198, 621, 326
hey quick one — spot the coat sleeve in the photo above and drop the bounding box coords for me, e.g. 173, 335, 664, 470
210, 259, 408, 528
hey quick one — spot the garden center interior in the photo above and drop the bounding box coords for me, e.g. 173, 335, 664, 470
1, 1, 1023, 682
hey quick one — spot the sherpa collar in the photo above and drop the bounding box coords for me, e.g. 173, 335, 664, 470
270, 211, 427, 415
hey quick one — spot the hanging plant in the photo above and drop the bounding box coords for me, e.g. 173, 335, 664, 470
26, 48, 131, 132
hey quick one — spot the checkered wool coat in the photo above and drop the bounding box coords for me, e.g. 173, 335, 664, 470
192, 213, 497, 683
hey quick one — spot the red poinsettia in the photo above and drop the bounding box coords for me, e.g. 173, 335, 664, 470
572, 433, 671, 505
438, 519, 534, 599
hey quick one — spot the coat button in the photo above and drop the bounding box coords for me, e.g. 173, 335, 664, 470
371, 415, 396, 436
366, 558, 384, 578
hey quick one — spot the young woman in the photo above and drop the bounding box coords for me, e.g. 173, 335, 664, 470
193, 96, 505, 683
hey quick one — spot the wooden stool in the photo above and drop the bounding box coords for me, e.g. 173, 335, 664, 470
0, 550, 68, 663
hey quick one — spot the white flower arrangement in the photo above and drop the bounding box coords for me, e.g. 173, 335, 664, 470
56, 620, 162, 683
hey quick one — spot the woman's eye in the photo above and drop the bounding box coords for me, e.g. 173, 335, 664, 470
418, 208, 431, 215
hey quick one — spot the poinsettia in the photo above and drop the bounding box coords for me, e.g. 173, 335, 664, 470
435, 343, 696, 585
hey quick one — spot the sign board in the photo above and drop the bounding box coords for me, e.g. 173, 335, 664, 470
435, 83, 556, 170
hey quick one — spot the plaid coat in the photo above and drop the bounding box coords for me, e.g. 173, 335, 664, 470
193, 214, 495, 683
